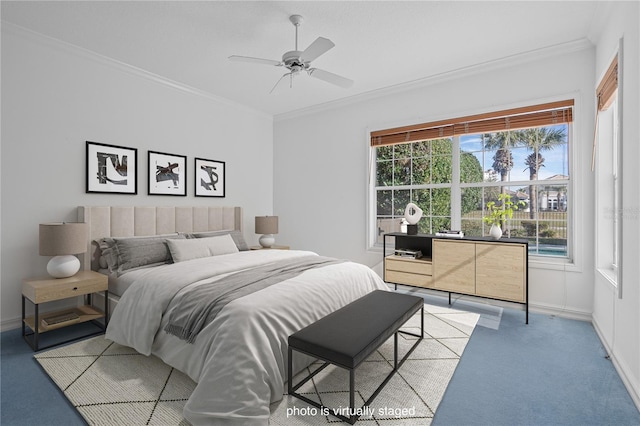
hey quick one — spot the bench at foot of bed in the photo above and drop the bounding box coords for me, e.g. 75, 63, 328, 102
287, 290, 424, 424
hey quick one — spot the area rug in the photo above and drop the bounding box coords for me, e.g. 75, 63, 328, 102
35, 303, 479, 425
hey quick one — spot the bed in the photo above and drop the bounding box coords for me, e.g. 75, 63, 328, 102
78, 206, 388, 425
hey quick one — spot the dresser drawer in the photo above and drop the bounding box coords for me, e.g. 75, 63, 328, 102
385, 270, 433, 288
385, 257, 432, 275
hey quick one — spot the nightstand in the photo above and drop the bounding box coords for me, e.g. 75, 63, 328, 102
250, 245, 290, 250
22, 270, 108, 351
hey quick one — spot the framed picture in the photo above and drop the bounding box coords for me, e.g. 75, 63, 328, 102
195, 157, 225, 197
148, 150, 187, 196
86, 141, 137, 194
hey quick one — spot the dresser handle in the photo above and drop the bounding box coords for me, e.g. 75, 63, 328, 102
73, 287, 78, 291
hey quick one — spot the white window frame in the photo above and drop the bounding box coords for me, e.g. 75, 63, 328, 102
595, 97, 619, 286
368, 125, 575, 264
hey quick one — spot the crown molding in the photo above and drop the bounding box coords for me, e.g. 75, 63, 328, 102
586, 1, 615, 44
1, 20, 272, 120
275, 38, 594, 122
1, 20, 595, 124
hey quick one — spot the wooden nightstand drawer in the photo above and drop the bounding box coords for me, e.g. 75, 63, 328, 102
22, 271, 107, 304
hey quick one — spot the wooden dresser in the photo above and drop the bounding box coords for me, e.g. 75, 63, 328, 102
383, 233, 529, 323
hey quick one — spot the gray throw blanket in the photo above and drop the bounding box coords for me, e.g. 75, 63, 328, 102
164, 255, 345, 343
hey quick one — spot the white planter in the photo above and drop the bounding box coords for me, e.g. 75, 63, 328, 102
489, 224, 503, 240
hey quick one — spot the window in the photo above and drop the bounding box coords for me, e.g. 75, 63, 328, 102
595, 54, 619, 282
374, 139, 453, 238
371, 100, 573, 259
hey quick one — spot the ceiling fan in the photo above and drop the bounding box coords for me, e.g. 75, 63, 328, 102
229, 15, 354, 93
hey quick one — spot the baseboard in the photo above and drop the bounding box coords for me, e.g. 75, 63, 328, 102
1, 317, 23, 332
592, 320, 640, 411
389, 284, 592, 322
528, 302, 592, 322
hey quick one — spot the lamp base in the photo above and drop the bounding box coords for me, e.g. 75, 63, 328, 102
259, 234, 275, 248
47, 255, 80, 278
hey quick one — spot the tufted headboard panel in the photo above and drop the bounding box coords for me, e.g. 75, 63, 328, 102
78, 206, 242, 271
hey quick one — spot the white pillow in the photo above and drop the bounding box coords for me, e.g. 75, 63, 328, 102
166, 234, 239, 263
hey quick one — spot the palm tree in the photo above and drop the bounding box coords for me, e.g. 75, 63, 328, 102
482, 131, 520, 233
493, 148, 514, 187
524, 151, 545, 216
516, 127, 566, 219
483, 131, 518, 197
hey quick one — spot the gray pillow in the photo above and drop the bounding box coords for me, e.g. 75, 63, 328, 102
187, 230, 249, 251
166, 234, 239, 263
98, 234, 186, 275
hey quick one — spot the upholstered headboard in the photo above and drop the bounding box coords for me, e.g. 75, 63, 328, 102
78, 206, 242, 271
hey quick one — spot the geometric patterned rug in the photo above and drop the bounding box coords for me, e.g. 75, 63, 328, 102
35, 337, 193, 426
35, 303, 479, 425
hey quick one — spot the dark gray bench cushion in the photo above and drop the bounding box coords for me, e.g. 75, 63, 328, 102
288, 290, 423, 369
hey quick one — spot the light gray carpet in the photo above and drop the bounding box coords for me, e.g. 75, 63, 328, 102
35, 303, 478, 425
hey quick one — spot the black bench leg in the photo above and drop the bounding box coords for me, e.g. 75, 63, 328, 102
394, 332, 398, 370
349, 368, 356, 424
287, 346, 292, 395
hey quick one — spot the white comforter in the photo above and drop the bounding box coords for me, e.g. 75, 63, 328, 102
106, 250, 387, 425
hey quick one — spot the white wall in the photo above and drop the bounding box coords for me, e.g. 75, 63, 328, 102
592, 1, 640, 407
274, 44, 596, 318
0, 24, 274, 328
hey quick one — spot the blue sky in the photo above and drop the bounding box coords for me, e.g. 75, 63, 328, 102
460, 125, 569, 182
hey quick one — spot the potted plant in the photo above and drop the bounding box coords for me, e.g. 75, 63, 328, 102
483, 193, 525, 240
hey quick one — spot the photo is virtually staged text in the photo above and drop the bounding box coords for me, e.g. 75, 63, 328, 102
286, 405, 417, 419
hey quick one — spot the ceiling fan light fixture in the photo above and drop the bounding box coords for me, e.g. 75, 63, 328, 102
289, 14, 304, 27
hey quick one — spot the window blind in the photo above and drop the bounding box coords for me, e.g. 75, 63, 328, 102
370, 99, 574, 147
592, 53, 619, 172
597, 55, 618, 111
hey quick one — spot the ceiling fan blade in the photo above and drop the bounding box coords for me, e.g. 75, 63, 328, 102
228, 55, 282, 67
300, 37, 335, 62
309, 68, 354, 88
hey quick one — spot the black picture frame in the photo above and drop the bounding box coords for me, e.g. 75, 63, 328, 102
86, 141, 137, 194
148, 150, 187, 196
195, 157, 225, 197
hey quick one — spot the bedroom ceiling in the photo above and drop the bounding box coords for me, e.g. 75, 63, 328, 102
2, 1, 603, 117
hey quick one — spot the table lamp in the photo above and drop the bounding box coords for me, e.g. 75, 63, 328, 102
39, 222, 87, 278
255, 216, 278, 248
